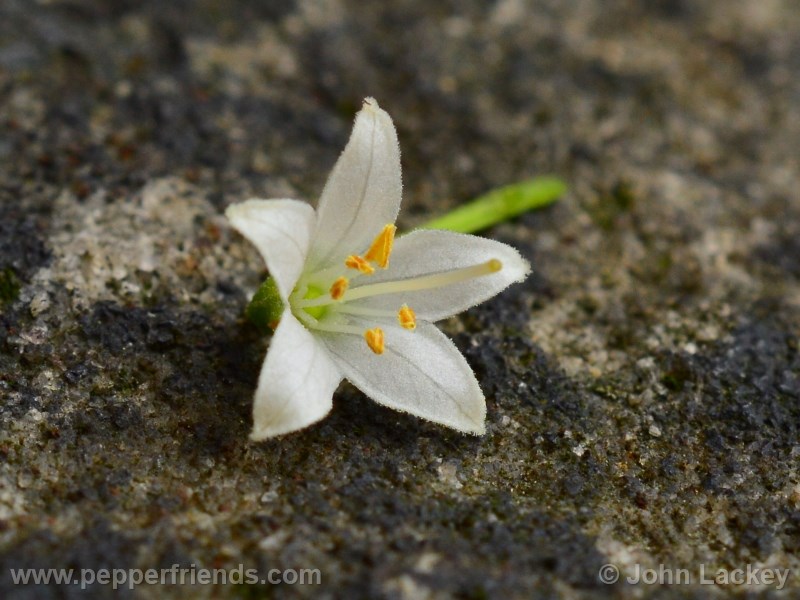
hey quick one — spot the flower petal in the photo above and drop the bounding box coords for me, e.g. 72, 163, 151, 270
306, 98, 402, 271
225, 199, 316, 301
316, 320, 486, 434
352, 229, 531, 321
250, 313, 342, 440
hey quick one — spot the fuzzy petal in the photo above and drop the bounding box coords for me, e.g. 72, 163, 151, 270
352, 229, 531, 321
226, 199, 316, 301
250, 313, 342, 440
316, 320, 486, 434
306, 98, 402, 271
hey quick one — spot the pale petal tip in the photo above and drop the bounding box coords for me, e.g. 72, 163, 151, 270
223, 201, 243, 222
249, 400, 334, 442
249, 419, 289, 441
464, 405, 487, 436
442, 396, 487, 436
223, 198, 266, 225
362, 97, 379, 111
508, 249, 532, 283
248, 419, 313, 442
249, 427, 275, 442
463, 419, 486, 436
248, 413, 328, 441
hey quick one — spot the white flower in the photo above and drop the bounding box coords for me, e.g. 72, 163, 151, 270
226, 98, 530, 440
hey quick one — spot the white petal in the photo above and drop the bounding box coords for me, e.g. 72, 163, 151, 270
316, 320, 486, 434
250, 313, 342, 440
306, 98, 402, 272
353, 229, 531, 321
225, 199, 316, 301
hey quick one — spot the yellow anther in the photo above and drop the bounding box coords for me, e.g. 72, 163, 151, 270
329, 277, 349, 300
487, 258, 502, 272
364, 224, 396, 269
345, 255, 375, 275
364, 327, 385, 354
397, 305, 416, 330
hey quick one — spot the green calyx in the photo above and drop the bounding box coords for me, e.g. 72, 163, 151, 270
246, 277, 329, 334
245, 276, 285, 335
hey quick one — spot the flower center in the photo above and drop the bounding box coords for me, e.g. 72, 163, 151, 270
290, 224, 503, 355
300, 285, 328, 320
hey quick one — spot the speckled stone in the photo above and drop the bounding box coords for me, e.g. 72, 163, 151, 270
1, 1, 800, 598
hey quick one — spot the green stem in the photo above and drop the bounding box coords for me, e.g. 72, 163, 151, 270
419, 176, 566, 233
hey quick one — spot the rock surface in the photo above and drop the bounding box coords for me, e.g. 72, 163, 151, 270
1, 0, 799, 598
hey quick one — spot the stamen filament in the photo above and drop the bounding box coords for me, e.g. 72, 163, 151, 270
294, 311, 365, 336
332, 305, 398, 318
347, 259, 502, 301
299, 259, 502, 308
